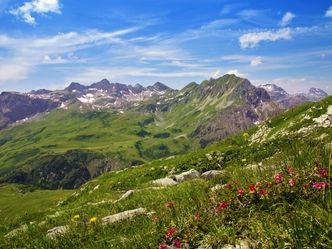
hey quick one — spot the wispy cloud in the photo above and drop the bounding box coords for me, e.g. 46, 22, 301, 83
326, 6, 332, 17
0, 28, 139, 83
279, 12, 296, 26
250, 56, 262, 66
10, 0, 61, 25
239, 28, 291, 48
65, 67, 216, 85
200, 19, 239, 29
237, 9, 265, 19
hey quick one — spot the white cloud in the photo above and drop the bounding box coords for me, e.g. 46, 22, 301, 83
326, 6, 332, 17
10, 0, 61, 25
42, 55, 80, 64
210, 70, 222, 79
225, 69, 247, 78
239, 28, 291, 49
250, 56, 262, 66
279, 12, 296, 27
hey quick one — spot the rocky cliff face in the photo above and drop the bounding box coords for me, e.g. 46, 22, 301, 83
189, 76, 280, 146
0, 92, 60, 128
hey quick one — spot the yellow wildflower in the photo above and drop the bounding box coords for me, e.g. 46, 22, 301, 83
89, 216, 97, 223
242, 132, 249, 140
73, 214, 80, 220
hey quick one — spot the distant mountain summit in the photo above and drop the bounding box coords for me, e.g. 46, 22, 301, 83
307, 88, 328, 101
259, 84, 289, 101
259, 84, 328, 109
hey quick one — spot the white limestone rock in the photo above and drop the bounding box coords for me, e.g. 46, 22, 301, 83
174, 169, 200, 182
101, 208, 147, 225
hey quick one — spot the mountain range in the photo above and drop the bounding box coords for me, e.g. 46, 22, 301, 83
0, 74, 328, 189
259, 83, 328, 108
0, 78, 327, 130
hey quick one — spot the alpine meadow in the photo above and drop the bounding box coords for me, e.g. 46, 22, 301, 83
0, 1, 331, 248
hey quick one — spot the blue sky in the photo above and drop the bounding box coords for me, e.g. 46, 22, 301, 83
0, 0, 332, 93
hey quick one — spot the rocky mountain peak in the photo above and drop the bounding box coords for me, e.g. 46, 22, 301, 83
307, 88, 328, 100
148, 82, 170, 92
65, 82, 87, 92
90, 79, 112, 90
259, 84, 289, 101
259, 83, 328, 109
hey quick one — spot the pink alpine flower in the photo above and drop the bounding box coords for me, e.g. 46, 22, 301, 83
249, 183, 255, 193
173, 238, 181, 248
166, 227, 176, 238
159, 244, 168, 249
215, 201, 230, 213
237, 188, 245, 198
318, 168, 328, 178
275, 173, 283, 184
289, 179, 295, 187
312, 181, 329, 190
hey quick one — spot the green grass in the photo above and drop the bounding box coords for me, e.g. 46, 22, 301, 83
0, 92, 331, 248
0, 137, 331, 248
0, 184, 73, 224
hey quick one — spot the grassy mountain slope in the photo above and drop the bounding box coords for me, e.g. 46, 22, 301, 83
0, 75, 278, 189
0, 96, 331, 248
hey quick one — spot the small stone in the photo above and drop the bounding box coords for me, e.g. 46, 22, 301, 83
220, 240, 250, 249
153, 177, 178, 186
113, 190, 134, 203
174, 169, 200, 182
101, 208, 147, 225
46, 225, 69, 239
201, 170, 224, 179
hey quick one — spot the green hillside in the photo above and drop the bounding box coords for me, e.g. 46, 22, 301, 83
0, 75, 278, 189
0, 96, 331, 248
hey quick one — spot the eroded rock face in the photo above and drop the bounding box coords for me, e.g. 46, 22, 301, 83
0, 92, 60, 126
46, 225, 69, 239
101, 208, 147, 225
